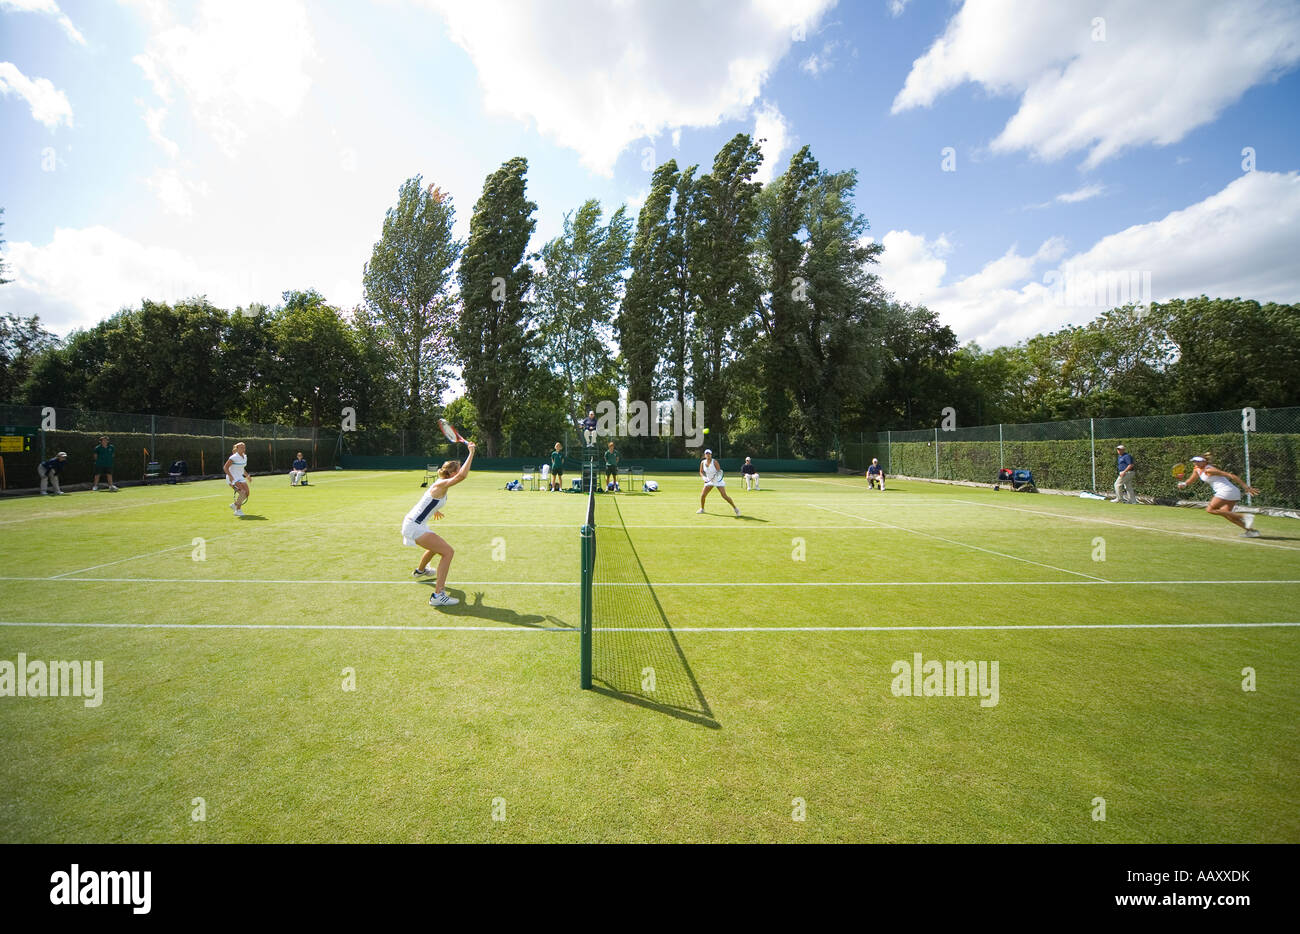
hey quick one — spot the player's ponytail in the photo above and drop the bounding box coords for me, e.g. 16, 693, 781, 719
439, 460, 461, 478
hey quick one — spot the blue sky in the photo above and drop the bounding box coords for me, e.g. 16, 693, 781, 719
2, 0, 1299, 349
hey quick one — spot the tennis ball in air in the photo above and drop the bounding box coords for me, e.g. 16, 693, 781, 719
703, 428, 710, 435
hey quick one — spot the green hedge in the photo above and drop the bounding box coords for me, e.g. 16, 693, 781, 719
339, 454, 839, 473
2, 430, 329, 488
889, 433, 1300, 507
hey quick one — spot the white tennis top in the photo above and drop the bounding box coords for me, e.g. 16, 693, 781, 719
406, 488, 448, 525
1195, 465, 1238, 499
227, 452, 247, 481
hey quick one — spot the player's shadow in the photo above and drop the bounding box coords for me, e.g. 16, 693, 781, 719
426, 587, 570, 629
733, 514, 768, 522
236, 514, 268, 520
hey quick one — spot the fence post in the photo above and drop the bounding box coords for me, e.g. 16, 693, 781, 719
150, 414, 156, 461
1089, 418, 1096, 492
934, 427, 939, 478
1243, 417, 1252, 506
887, 430, 891, 474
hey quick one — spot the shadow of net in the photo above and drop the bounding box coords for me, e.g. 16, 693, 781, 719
591, 495, 718, 729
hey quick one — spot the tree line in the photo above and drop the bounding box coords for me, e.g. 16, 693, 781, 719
2, 139, 1298, 455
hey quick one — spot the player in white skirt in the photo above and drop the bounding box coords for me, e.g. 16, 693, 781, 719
404, 442, 475, 606
223, 442, 251, 517
1177, 454, 1260, 537
697, 448, 740, 516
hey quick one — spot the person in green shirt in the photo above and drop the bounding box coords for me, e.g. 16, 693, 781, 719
92, 435, 118, 491
604, 441, 620, 491
548, 442, 565, 491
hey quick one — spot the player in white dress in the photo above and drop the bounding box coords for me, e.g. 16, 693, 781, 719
698, 448, 740, 516
223, 442, 251, 517
1177, 454, 1260, 537
403, 442, 476, 606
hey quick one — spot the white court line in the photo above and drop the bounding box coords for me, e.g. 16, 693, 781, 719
42, 472, 413, 578
809, 503, 1112, 583
0, 470, 408, 527
48, 542, 198, 579
952, 498, 1300, 552
1, 575, 1296, 586
1, 620, 1296, 633
0, 490, 228, 526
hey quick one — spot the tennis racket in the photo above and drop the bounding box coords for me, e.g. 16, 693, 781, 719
1171, 462, 1188, 480
438, 418, 468, 446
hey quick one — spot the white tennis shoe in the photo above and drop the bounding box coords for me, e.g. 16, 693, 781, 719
430, 591, 459, 606
696, 508, 704, 514
412, 567, 435, 577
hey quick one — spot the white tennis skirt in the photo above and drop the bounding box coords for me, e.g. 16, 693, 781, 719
703, 478, 726, 488
401, 518, 431, 546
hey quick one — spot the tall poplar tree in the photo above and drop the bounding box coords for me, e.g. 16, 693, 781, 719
455, 157, 537, 456
362, 178, 461, 428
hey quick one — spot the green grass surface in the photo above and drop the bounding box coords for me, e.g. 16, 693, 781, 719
1, 469, 1298, 842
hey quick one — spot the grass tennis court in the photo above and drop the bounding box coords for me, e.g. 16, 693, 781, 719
1, 469, 1298, 843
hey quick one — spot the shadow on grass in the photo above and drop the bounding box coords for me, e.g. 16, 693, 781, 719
421, 587, 571, 629
592, 497, 720, 730
236, 514, 268, 520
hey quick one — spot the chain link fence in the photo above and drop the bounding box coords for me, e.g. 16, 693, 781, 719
842, 407, 1299, 508
341, 425, 838, 463
0, 404, 331, 490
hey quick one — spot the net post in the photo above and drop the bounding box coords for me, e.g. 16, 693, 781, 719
579, 488, 595, 690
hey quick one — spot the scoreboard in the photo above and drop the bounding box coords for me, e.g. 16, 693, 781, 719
0, 426, 38, 454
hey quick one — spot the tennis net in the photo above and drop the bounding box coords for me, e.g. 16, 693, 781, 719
578, 474, 716, 727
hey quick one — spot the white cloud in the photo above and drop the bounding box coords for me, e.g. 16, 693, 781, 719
892, 0, 1300, 168
141, 103, 178, 157
875, 171, 1300, 347
1055, 183, 1105, 204
131, 0, 316, 157
145, 168, 208, 216
624, 189, 648, 215
752, 101, 791, 184
888, 0, 911, 17
426, 0, 834, 176
0, 0, 86, 45
0, 61, 73, 128
0, 227, 256, 333
873, 230, 953, 299
800, 53, 825, 76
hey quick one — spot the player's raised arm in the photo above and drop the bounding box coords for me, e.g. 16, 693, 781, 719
445, 442, 476, 486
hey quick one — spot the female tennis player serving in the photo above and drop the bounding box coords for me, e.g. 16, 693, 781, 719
698, 448, 741, 516
404, 442, 476, 606
1178, 453, 1260, 537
